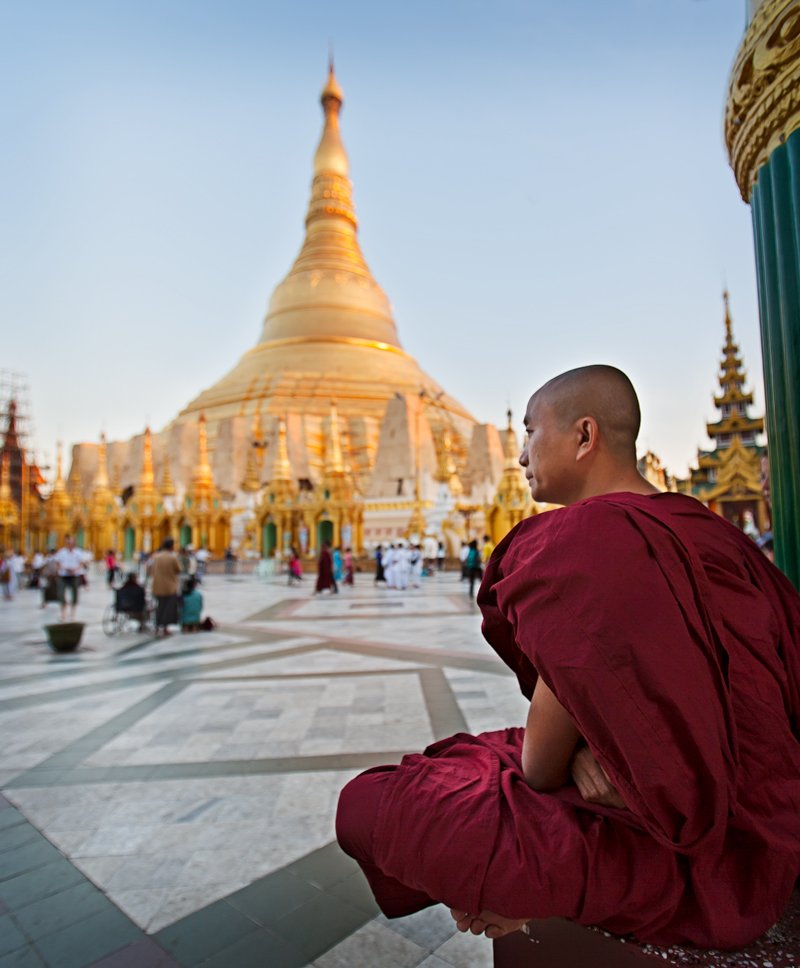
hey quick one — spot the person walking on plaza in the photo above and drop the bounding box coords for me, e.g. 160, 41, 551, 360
481, 534, 495, 567
55, 535, 83, 620
288, 547, 303, 586
195, 545, 210, 581
0, 549, 16, 601
459, 541, 469, 581
374, 545, 385, 585
465, 539, 483, 597
104, 549, 118, 587
332, 546, 343, 584
437, 540, 445, 572
30, 550, 45, 588
315, 542, 338, 594
382, 544, 397, 589
147, 537, 182, 637
40, 551, 59, 608
343, 548, 354, 586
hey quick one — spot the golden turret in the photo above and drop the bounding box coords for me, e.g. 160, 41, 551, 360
49, 443, 71, 516
160, 455, 176, 498
140, 426, 156, 491
241, 442, 262, 494
273, 416, 293, 484
91, 434, 114, 506
193, 414, 214, 489
485, 409, 532, 545
0, 452, 19, 532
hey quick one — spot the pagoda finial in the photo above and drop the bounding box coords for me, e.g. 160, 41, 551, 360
723, 289, 732, 341
160, 455, 176, 497
94, 433, 110, 490
140, 426, 155, 489
314, 62, 348, 181
54, 442, 66, 490
193, 413, 214, 486
503, 410, 520, 467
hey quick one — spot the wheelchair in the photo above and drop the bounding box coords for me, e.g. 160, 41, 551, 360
102, 597, 156, 636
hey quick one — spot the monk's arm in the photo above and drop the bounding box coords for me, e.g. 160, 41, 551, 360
521, 678, 581, 790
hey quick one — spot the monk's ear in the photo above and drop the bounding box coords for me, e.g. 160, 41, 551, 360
575, 416, 599, 462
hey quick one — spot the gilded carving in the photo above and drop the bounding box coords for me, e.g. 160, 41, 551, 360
726, 0, 800, 201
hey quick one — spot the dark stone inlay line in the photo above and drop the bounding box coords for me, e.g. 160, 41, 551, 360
7, 751, 408, 789
153, 841, 376, 967
0, 640, 327, 713
419, 667, 469, 738
0, 797, 180, 966
319, 635, 508, 676
0, 629, 301, 690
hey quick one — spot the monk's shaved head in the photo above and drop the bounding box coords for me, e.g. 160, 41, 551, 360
533, 365, 641, 463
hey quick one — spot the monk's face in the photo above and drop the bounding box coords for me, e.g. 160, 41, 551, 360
519, 393, 581, 504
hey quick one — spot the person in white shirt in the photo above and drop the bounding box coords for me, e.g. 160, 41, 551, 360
55, 535, 84, 620
395, 542, 410, 591
382, 545, 397, 589
31, 551, 45, 587
0, 550, 17, 601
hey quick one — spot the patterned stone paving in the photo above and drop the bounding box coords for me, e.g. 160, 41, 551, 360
0, 566, 516, 966
1, 567, 796, 967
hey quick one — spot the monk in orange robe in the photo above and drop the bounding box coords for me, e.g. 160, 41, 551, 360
336, 365, 800, 949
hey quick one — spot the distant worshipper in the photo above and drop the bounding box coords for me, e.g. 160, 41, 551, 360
180, 577, 204, 632
147, 538, 182, 637
314, 542, 338, 595
115, 572, 147, 630
336, 364, 800, 950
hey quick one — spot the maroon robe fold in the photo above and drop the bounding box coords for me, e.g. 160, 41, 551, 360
362, 492, 800, 948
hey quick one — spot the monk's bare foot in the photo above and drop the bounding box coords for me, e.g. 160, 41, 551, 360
449, 907, 528, 939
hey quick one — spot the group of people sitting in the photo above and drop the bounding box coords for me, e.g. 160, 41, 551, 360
113, 537, 209, 635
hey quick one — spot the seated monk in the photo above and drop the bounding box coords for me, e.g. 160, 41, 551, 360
336, 364, 800, 949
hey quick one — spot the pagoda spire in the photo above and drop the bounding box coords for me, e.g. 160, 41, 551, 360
47, 442, 71, 526
193, 413, 214, 487
140, 426, 155, 490
0, 453, 18, 530
160, 455, 176, 497
94, 434, 111, 492
707, 292, 764, 449
503, 408, 520, 468
258, 65, 402, 350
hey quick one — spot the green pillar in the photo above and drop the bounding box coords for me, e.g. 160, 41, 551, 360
751, 130, 800, 585
726, 1, 800, 587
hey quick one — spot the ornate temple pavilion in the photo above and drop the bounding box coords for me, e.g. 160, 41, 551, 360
65, 67, 533, 558
684, 292, 769, 532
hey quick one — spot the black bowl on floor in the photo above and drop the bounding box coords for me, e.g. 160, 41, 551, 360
44, 622, 85, 652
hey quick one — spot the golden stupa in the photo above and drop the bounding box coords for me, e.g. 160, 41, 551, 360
176, 65, 473, 448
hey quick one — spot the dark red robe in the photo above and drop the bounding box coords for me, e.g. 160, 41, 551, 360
316, 547, 336, 592
360, 493, 800, 948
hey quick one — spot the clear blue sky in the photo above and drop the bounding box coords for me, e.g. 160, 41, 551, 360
1, 0, 759, 477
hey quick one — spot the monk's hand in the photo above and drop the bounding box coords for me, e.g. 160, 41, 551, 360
570, 746, 626, 809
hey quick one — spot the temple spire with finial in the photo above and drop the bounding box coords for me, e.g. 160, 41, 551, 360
94, 434, 111, 492
273, 416, 293, 483
140, 427, 155, 490
708, 292, 764, 450
193, 413, 214, 487
160, 456, 176, 497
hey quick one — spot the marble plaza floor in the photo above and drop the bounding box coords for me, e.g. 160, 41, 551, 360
0, 567, 529, 968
